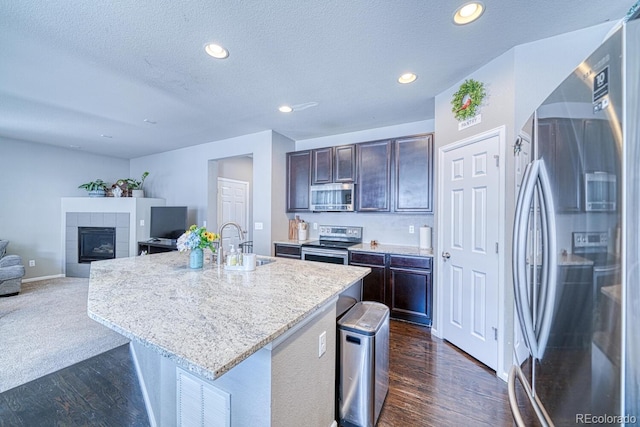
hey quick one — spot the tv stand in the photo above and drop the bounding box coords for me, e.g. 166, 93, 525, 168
138, 239, 178, 255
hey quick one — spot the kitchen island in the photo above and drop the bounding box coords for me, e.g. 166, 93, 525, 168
88, 251, 369, 427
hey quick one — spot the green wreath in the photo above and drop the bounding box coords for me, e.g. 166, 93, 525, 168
451, 79, 486, 121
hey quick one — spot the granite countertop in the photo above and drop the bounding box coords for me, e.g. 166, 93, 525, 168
349, 242, 434, 257
87, 252, 369, 381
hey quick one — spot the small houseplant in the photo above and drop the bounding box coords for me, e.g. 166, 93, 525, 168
78, 179, 108, 197
127, 171, 149, 198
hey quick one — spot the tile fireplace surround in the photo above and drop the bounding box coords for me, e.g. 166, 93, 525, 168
61, 197, 165, 278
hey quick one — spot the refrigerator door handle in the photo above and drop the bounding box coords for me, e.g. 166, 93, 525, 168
508, 364, 555, 427
512, 160, 540, 356
534, 160, 558, 360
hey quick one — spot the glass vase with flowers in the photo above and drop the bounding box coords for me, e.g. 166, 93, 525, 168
176, 225, 219, 269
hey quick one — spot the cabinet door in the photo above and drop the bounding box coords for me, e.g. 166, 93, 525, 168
538, 119, 582, 212
334, 144, 356, 182
388, 266, 432, 326
286, 151, 311, 212
312, 147, 333, 184
349, 251, 386, 304
388, 255, 432, 326
395, 134, 433, 212
356, 140, 391, 211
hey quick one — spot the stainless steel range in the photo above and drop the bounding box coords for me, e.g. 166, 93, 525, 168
301, 225, 362, 265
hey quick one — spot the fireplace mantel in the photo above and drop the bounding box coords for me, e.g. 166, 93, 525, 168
61, 197, 165, 277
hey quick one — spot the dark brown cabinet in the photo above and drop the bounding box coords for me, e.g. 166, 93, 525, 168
312, 145, 356, 184
356, 140, 392, 212
349, 250, 433, 326
349, 251, 386, 304
286, 151, 312, 212
274, 243, 302, 259
312, 147, 333, 184
388, 255, 432, 326
334, 144, 356, 182
395, 135, 434, 212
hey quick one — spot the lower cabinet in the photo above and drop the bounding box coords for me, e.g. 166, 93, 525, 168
388, 255, 432, 326
349, 251, 386, 304
274, 243, 302, 259
349, 251, 433, 326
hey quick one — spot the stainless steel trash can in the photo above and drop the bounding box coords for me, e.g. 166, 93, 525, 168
337, 301, 389, 427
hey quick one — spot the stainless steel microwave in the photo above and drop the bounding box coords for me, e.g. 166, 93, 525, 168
584, 172, 616, 211
310, 183, 354, 212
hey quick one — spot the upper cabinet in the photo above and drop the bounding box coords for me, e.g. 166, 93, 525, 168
286, 150, 312, 212
311, 147, 333, 184
394, 135, 434, 213
312, 145, 356, 184
286, 134, 434, 214
356, 140, 392, 212
334, 145, 357, 182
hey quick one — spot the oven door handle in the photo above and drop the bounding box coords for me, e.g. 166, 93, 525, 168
301, 247, 348, 258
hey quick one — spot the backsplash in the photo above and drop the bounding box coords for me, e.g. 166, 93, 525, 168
290, 212, 434, 246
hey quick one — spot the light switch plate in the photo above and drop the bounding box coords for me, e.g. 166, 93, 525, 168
255, 222, 263, 230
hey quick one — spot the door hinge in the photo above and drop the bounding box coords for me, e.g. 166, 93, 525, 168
492, 327, 498, 341
495, 242, 499, 253
494, 155, 499, 167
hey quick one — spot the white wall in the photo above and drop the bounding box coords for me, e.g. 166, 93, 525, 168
0, 138, 129, 279
130, 130, 295, 256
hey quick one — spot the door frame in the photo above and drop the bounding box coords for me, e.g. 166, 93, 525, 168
435, 125, 508, 380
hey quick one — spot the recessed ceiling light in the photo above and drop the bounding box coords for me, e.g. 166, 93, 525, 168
279, 105, 293, 113
143, 119, 157, 124
453, 2, 485, 25
398, 73, 417, 84
204, 43, 229, 59
100, 134, 113, 139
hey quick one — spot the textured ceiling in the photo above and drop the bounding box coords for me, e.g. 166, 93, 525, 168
0, 1, 632, 159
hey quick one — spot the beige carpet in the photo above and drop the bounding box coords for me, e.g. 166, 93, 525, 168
0, 277, 129, 393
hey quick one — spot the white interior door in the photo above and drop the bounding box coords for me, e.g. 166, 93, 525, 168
441, 131, 501, 370
217, 178, 249, 250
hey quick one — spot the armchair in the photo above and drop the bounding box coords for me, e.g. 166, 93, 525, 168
0, 240, 25, 296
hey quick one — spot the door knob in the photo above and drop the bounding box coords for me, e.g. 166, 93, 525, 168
442, 251, 451, 261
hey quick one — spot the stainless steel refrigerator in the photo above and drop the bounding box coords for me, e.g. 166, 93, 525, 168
508, 18, 639, 426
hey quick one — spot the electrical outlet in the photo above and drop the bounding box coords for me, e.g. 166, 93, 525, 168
255, 222, 263, 230
28, 260, 36, 267
318, 331, 327, 358
313, 222, 318, 230
409, 225, 415, 234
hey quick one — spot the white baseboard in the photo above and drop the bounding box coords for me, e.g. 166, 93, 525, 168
22, 274, 65, 283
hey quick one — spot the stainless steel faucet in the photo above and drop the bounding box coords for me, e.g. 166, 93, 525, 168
216, 222, 246, 265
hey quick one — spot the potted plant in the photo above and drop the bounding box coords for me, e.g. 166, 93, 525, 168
127, 171, 149, 198
78, 179, 108, 197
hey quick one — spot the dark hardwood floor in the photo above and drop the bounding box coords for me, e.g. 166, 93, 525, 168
378, 320, 515, 426
0, 321, 519, 426
0, 345, 149, 427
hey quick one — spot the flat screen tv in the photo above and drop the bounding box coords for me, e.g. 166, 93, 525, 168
149, 206, 188, 240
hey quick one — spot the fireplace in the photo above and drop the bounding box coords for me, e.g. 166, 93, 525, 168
78, 227, 116, 263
